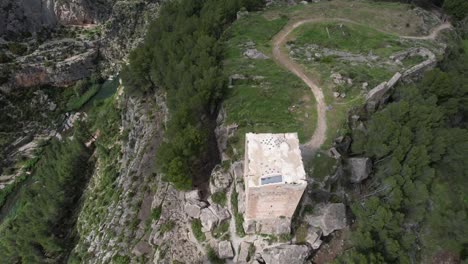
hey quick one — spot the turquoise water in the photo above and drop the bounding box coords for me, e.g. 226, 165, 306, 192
83, 76, 120, 109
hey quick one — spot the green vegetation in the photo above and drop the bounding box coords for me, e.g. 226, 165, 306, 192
231, 186, 246, 237
0, 52, 12, 63
0, 136, 92, 263
292, 23, 408, 57
294, 224, 309, 244
151, 206, 162, 221
337, 39, 468, 263
65, 75, 103, 111
224, 13, 316, 154
7, 42, 28, 56
443, 0, 468, 20
307, 153, 337, 181
68, 96, 123, 263
211, 191, 227, 207
112, 255, 131, 264
122, 0, 264, 189
206, 246, 224, 264
212, 221, 230, 239
287, 19, 438, 149
160, 220, 175, 235
191, 219, 206, 242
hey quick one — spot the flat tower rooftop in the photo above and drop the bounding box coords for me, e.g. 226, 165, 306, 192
244, 133, 306, 187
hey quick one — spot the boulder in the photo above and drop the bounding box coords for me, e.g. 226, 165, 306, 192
185, 190, 201, 202
209, 165, 233, 194
348, 157, 372, 183
218, 240, 234, 259
243, 48, 269, 59
306, 203, 347, 236
200, 208, 218, 232
209, 204, 231, 223
306, 226, 323, 250
237, 241, 253, 263
184, 203, 202, 219
260, 245, 311, 264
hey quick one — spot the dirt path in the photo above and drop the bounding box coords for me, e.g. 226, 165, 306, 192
400, 22, 452, 40
271, 18, 451, 157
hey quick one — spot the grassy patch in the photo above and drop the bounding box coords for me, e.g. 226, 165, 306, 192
206, 246, 224, 264
191, 219, 206, 242
295, 224, 308, 244
231, 187, 246, 237
66, 84, 100, 111
211, 191, 227, 207
306, 153, 336, 181
292, 22, 409, 57
212, 221, 230, 239
160, 220, 175, 235
224, 13, 317, 154
8, 43, 28, 56
401, 54, 425, 67
151, 206, 162, 221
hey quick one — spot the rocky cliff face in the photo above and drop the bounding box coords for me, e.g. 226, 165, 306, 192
0, 0, 162, 91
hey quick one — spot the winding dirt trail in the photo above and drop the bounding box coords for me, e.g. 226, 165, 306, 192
271, 18, 451, 157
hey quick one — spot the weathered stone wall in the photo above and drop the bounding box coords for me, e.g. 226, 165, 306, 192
365, 47, 438, 112
245, 183, 305, 220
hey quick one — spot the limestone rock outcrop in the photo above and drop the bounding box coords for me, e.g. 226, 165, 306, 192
237, 241, 252, 263
306, 203, 347, 236
244, 48, 269, 59
260, 244, 311, 264
218, 240, 234, 259
209, 164, 233, 194
199, 204, 231, 232
347, 157, 372, 183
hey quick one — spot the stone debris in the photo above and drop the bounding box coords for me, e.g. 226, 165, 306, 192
260, 244, 311, 264
210, 204, 231, 223
209, 165, 233, 194
199, 204, 230, 232
200, 208, 218, 231
306, 226, 323, 249
306, 203, 347, 236
348, 157, 372, 183
218, 240, 234, 259
331, 73, 344, 85
243, 48, 269, 59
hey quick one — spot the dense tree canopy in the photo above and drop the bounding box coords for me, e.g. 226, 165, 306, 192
0, 136, 92, 263
122, 0, 264, 189
338, 39, 468, 263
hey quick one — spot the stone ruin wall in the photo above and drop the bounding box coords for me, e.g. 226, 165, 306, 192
365, 47, 437, 112
245, 183, 306, 220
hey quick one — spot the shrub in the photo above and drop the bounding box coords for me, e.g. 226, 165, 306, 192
160, 220, 175, 235
212, 221, 229, 239
206, 246, 223, 264
211, 191, 227, 207
8, 43, 28, 56
0, 52, 11, 63
191, 219, 206, 242
151, 206, 162, 221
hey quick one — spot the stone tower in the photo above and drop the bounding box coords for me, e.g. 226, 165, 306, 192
243, 133, 307, 234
